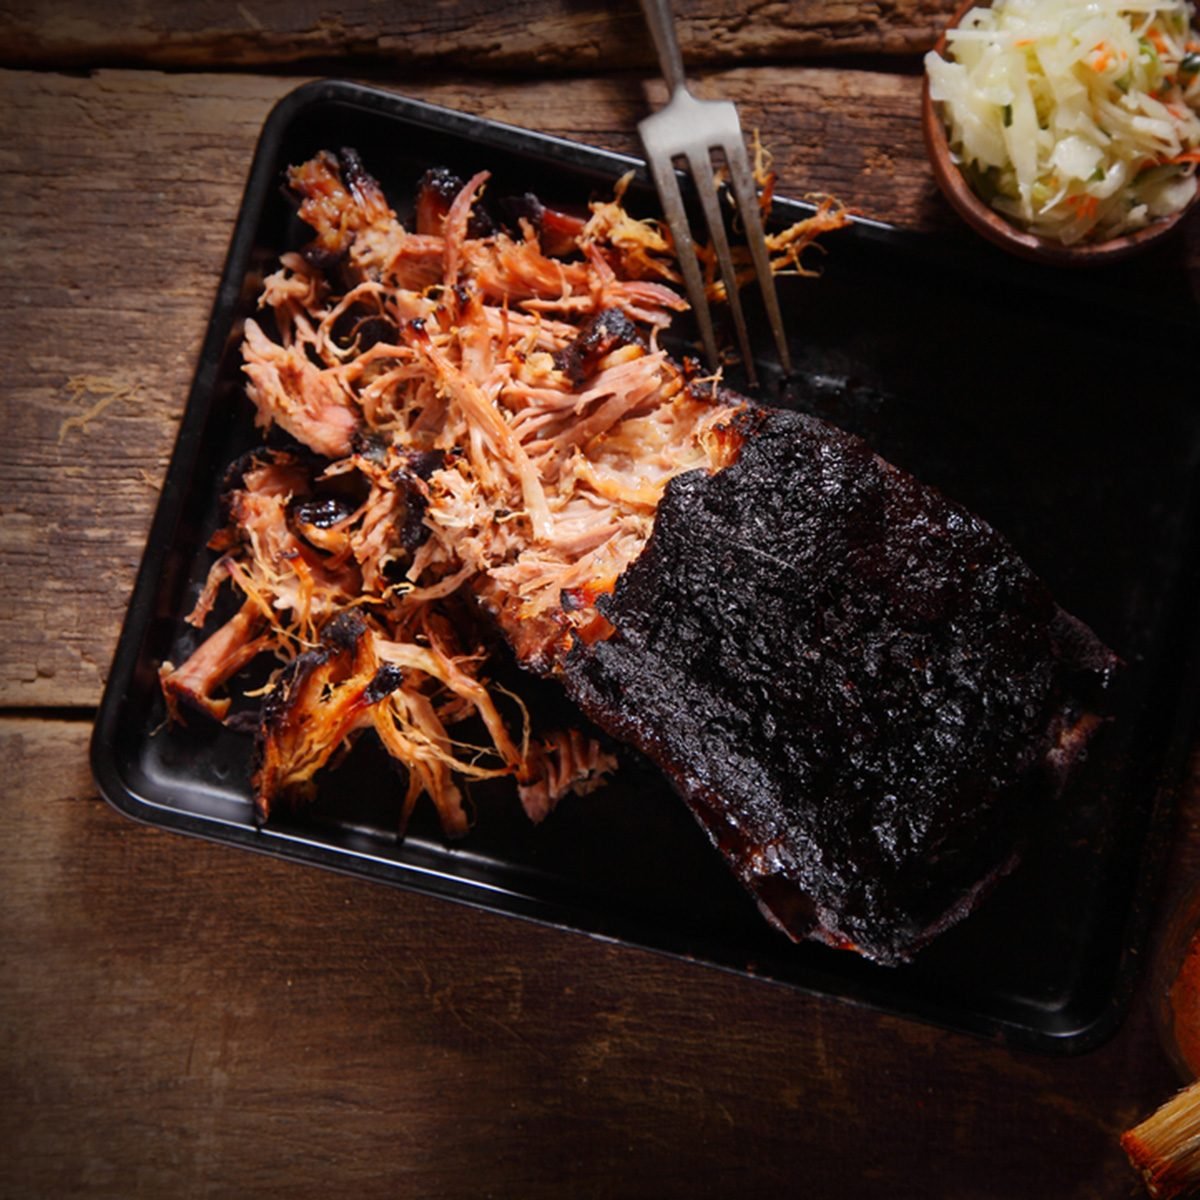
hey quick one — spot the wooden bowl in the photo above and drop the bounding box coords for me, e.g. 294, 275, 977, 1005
921, 0, 1199, 266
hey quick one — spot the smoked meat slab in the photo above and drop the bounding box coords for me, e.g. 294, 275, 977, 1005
560, 406, 1118, 964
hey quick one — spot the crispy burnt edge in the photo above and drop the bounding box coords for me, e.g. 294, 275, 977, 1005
252, 609, 405, 823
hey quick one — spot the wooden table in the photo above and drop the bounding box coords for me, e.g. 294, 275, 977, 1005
3, 4, 1198, 1196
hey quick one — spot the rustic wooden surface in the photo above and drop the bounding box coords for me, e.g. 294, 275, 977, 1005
2, 11, 1199, 1197
2, 1, 953, 71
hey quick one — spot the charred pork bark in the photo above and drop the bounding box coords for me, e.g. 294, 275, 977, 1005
559, 407, 1118, 965
499, 191, 588, 257
553, 308, 644, 386
415, 167, 495, 239
253, 610, 403, 820
286, 147, 394, 269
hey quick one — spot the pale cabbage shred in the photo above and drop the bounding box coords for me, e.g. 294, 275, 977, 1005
925, 0, 1200, 243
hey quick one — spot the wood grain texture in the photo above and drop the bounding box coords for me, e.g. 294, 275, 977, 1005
0, 71, 295, 708
0, 717, 1185, 1199
1, 0, 958, 72
0, 65, 944, 708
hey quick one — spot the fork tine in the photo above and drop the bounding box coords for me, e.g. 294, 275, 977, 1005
687, 145, 758, 387
641, 142, 721, 371
723, 138, 792, 376
637, 0, 790, 384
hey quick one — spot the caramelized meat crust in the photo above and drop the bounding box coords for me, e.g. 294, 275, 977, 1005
560, 408, 1118, 963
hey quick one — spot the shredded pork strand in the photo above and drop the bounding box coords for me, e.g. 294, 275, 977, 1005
159, 149, 850, 832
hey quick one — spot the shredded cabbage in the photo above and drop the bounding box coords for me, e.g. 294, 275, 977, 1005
925, 0, 1200, 243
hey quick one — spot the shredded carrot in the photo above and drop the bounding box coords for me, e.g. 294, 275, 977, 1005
1065, 193, 1100, 219
1090, 42, 1114, 72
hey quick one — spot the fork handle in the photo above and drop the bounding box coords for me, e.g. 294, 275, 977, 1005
638, 0, 688, 95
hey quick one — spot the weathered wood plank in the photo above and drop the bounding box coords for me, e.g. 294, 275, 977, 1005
0, 71, 299, 707
1, 0, 957, 72
0, 716, 1184, 1198
0, 65, 941, 708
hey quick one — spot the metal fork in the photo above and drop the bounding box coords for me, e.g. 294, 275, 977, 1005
637, 0, 791, 386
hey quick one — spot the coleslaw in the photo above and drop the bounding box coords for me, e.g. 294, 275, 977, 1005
925, 0, 1200, 243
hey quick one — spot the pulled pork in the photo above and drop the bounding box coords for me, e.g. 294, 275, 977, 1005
159, 147, 850, 830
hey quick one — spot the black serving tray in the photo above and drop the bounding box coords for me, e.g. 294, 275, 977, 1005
91, 79, 1200, 1054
